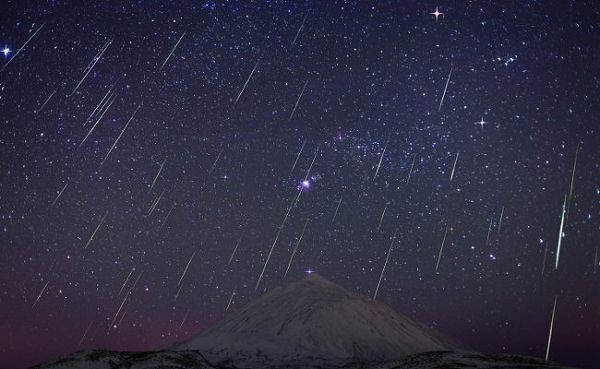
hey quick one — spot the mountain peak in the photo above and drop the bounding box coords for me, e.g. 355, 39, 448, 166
300, 272, 338, 286
172, 274, 470, 368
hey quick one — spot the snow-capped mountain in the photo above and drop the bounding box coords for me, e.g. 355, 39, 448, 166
33, 274, 577, 369
167, 273, 470, 367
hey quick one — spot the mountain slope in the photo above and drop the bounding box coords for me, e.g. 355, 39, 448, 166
169, 274, 470, 367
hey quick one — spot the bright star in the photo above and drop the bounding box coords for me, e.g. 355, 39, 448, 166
305, 268, 314, 275
1, 46, 11, 58
476, 117, 488, 128
430, 6, 444, 22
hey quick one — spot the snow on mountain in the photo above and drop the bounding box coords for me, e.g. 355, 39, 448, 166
33, 274, 578, 369
168, 273, 471, 368
32, 349, 215, 369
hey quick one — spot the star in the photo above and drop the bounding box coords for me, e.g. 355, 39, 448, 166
305, 268, 315, 275
1, 46, 11, 58
475, 117, 488, 128
430, 6, 444, 22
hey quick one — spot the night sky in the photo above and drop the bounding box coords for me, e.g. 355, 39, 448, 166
1, 1, 599, 368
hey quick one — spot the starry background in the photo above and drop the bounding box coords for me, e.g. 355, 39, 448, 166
0, 1, 599, 368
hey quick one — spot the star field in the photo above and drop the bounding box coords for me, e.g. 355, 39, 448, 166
0, 1, 599, 368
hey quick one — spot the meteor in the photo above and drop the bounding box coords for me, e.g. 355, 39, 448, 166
289, 139, 306, 175
291, 13, 308, 46
207, 149, 224, 176
84, 211, 109, 250
373, 228, 398, 299
449, 151, 459, 181
485, 218, 493, 247
78, 321, 93, 347
565, 143, 579, 227
545, 295, 558, 360
376, 203, 388, 233
147, 189, 166, 217
373, 140, 388, 180
1, 22, 46, 72
178, 309, 190, 330
284, 219, 309, 278
438, 66, 452, 112
498, 206, 505, 233
118, 267, 135, 296
289, 80, 308, 121
32, 281, 49, 309
228, 235, 242, 265
71, 37, 113, 96
159, 31, 186, 72
158, 203, 175, 231
226, 286, 237, 311
541, 242, 549, 276
101, 103, 142, 165
80, 91, 118, 146
235, 56, 261, 105
108, 294, 128, 329
555, 194, 567, 270
149, 158, 167, 193
51, 182, 68, 207
178, 251, 196, 286
332, 196, 343, 221
406, 154, 416, 184
435, 226, 449, 272
36, 90, 56, 114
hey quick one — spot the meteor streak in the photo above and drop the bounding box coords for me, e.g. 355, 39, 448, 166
284, 219, 309, 278
147, 189, 166, 216
208, 149, 224, 176
438, 66, 452, 111
178, 309, 190, 330
80, 92, 118, 146
84, 211, 109, 250
565, 143, 579, 227
289, 80, 308, 121
32, 281, 49, 309
376, 203, 388, 233
36, 90, 56, 114
485, 218, 493, 247
178, 251, 196, 286
332, 196, 342, 221
159, 32, 186, 72
373, 228, 398, 299
234, 56, 261, 105
541, 242, 549, 275
291, 13, 308, 46
118, 268, 135, 296
435, 226, 449, 272
449, 151, 459, 181
158, 203, 175, 231
228, 235, 242, 265
71, 37, 113, 96
1, 22, 46, 72
373, 140, 388, 180
78, 321, 93, 347
555, 194, 567, 270
545, 295, 558, 361
225, 286, 236, 311
101, 103, 142, 165
149, 158, 166, 193
289, 139, 306, 175
51, 182, 68, 207
256, 194, 297, 290
498, 206, 505, 233
108, 294, 128, 329
406, 154, 416, 184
